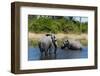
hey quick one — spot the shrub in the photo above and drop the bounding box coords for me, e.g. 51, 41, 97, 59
28, 15, 88, 34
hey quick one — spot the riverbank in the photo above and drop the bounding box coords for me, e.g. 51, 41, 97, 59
28, 32, 88, 47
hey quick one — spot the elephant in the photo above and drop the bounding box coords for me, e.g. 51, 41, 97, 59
38, 34, 57, 56
61, 39, 82, 50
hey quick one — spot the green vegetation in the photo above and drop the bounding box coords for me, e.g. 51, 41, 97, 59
28, 39, 38, 47
28, 15, 88, 34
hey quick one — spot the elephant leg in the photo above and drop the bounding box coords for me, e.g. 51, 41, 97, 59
48, 45, 52, 55
54, 43, 57, 55
49, 48, 52, 55
38, 47, 44, 60
45, 50, 48, 56
38, 43, 44, 53
52, 42, 57, 55
53, 47, 57, 59
54, 47, 57, 55
40, 52, 44, 60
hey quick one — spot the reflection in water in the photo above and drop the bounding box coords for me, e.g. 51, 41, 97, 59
40, 53, 56, 60
28, 47, 88, 61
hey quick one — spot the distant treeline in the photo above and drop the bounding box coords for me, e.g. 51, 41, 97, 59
28, 15, 88, 34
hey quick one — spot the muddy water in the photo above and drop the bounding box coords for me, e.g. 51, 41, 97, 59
28, 47, 88, 61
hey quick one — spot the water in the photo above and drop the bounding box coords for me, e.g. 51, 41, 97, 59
28, 47, 88, 61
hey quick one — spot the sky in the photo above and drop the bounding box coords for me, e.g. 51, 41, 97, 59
73, 16, 88, 23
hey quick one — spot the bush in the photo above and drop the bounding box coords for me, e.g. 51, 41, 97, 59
28, 16, 88, 34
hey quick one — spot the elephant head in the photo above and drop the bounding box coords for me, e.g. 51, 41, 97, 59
45, 33, 57, 46
61, 40, 69, 49
61, 39, 82, 50
46, 34, 57, 54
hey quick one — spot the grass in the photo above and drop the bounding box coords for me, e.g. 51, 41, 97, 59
28, 39, 38, 47
79, 39, 88, 46
28, 33, 88, 47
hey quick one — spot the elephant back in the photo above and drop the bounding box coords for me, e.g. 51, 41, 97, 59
68, 39, 82, 49
39, 36, 52, 49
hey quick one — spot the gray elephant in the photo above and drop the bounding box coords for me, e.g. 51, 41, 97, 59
38, 34, 57, 56
61, 39, 82, 50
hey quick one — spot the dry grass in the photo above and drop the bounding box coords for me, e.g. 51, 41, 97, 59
28, 32, 88, 47
29, 32, 87, 40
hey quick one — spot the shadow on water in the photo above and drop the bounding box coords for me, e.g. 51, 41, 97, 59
28, 47, 88, 61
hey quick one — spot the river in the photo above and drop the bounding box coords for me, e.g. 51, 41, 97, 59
28, 47, 88, 61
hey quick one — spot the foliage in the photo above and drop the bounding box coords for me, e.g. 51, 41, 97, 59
28, 39, 38, 47
28, 15, 88, 34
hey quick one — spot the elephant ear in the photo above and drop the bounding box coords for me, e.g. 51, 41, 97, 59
50, 34, 57, 46
64, 40, 69, 45
52, 34, 57, 41
65, 40, 70, 48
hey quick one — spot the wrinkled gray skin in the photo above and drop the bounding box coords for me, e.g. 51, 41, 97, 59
38, 34, 57, 56
61, 39, 82, 50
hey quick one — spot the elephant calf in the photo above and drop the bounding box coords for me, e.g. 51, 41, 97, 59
38, 34, 57, 56
61, 39, 82, 50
